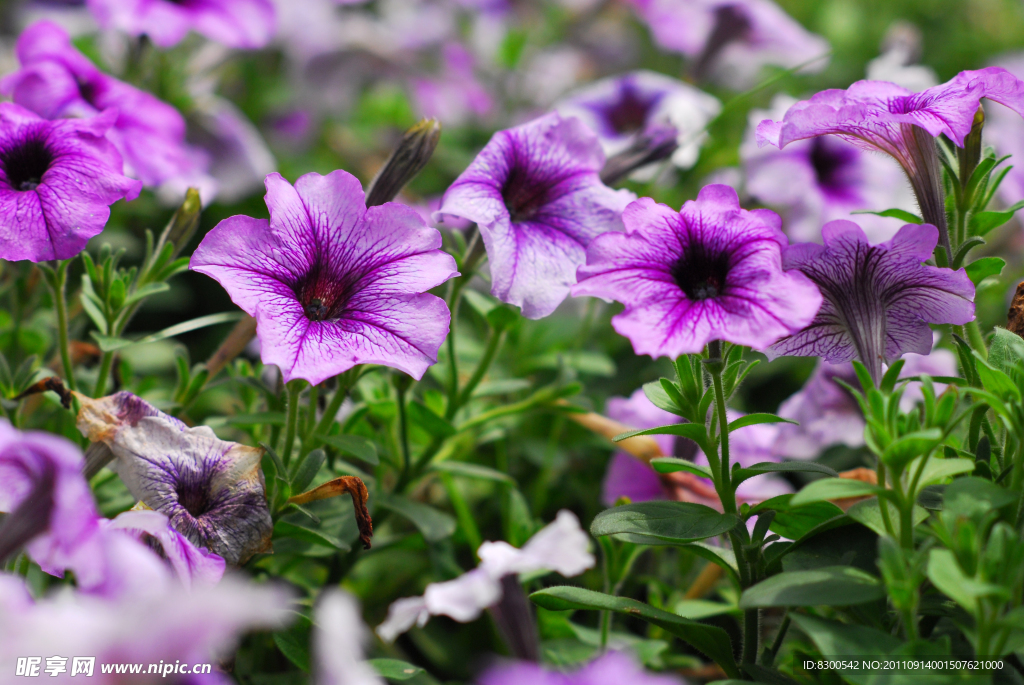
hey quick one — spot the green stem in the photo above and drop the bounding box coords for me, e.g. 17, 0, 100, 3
440, 471, 482, 552
966, 320, 987, 360
93, 352, 114, 398
445, 279, 466, 414
877, 463, 897, 537
396, 377, 412, 483
455, 328, 504, 412
760, 613, 790, 666
312, 370, 359, 438
281, 380, 304, 466
707, 343, 736, 514
51, 261, 77, 393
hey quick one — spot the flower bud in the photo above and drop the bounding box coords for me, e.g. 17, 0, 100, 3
365, 118, 442, 207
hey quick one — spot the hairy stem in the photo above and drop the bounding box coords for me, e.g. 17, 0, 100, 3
281, 380, 304, 466
51, 261, 76, 393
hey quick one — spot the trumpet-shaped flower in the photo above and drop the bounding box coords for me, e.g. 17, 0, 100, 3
1, 21, 214, 194
479, 650, 682, 685
572, 185, 822, 357
0, 103, 141, 262
86, 0, 276, 49
556, 70, 721, 170
191, 171, 458, 384
434, 113, 635, 319
377, 510, 594, 642
767, 221, 974, 382
76, 392, 273, 566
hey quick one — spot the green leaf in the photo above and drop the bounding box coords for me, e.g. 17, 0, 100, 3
290, 448, 326, 494
851, 208, 922, 223
973, 353, 1021, 401
408, 401, 456, 438
732, 461, 838, 485
430, 461, 515, 484
93, 311, 244, 352
768, 501, 845, 542
486, 305, 519, 331
377, 492, 456, 542
847, 498, 928, 539
224, 411, 287, 427
913, 456, 976, 487
524, 350, 616, 376
680, 541, 739, 582
643, 379, 685, 416
368, 659, 424, 681
987, 327, 1024, 376
880, 428, 944, 473
739, 566, 884, 608
612, 422, 708, 451
969, 200, 1024, 236
965, 256, 1005, 285
123, 281, 170, 307
650, 457, 713, 480
318, 434, 378, 465
942, 477, 1015, 519
273, 614, 312, 672
590, 502, 739, 544
789, 613, 900, 658
273, 520, 348, 550
673, 599, 736, 620
728, 413, 797, 431
790, 478, 882, 507
950, 237, 986, 271
782, 521, 879, 574
927, 548, 1008, 610
530, 586, 740, 678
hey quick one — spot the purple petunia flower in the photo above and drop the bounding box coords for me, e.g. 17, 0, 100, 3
412, 42, 493, 127
76, 392, 273, 566
0, 103, 141, 262
625, 0, 829, 89
86, 0, 276, 49
192, 171, 458, 384
756, 68, 1024, 246
479, 650, 682, 685
983, 55, 1024, 205
741, 94, 915, 244
556, 70, 721, 171
767, 220, 974, 383
572, 185, 822, 357
434, 113, 636, 319
1, 21, 215, 196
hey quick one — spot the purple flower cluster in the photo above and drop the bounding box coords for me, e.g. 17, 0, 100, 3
86, 0, 276, 49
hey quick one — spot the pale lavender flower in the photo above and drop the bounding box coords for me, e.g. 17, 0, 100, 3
756, 68, 1024, 240
741, 94, 915, 243
1, 21, 214, 194
377, 511, 594, 642
192, 171, 458, 384
435, 113, 635, 319
314, 590, 385, 685
983, 55, 1024, 205
573, 185, 822, 357
767, 221, 974, 383
556, 70, 721, 170
0, 570, 292, 683
479, 650, 682, 685
0, 103, 141, 262
412, 42, 493, 127
86, 0, 276, 49
626, 0, 829, 89
76, 392, 273, 566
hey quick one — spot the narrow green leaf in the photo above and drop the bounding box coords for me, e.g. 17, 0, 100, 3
927, 548, 1008, 610
739, 566, 884, 608
377, 492, 456, 542
408, 401, 456, 438
430, 461, 515, 484
790, 478, 882, 507
650, 457, 713, 479
225, 411, 287, 426
273, 520, 348, 550
969, 200, 1024, 237
733, 461, 838, 485
973, 353, 1021, 401
613, 422, 708, 448
291, 448, 326, 494
590, 501, 739, 544
880, 428, 943, 473
319, 434, 378, 464
727, 413, 797, 431
368, 659, 424, 681
93, 311, 244, 352
851, 208, 922, 223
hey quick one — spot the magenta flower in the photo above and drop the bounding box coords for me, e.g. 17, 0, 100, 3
1, 21, 213, 193
86, 0, 276, 49
756, 68, 1024, 241
742, 94, 914, 243
767, 221, 974, 383
572, 185, 822, 357
625, 0, 829, 89
556, 70, 721, 170
0, 103, 141, 262
192, 171, 458, 384
434, 113, 635, 319
479, 651, 682, 685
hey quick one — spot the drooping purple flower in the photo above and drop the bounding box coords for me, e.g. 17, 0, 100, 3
767, 221, 975, 383
556, 70, 721, 170
86, 0, 276, 49
192, 171, 458, 384
0, 103, 141, 262
625, 0, 829, 89
742, 94, 915, 243
756, 68, 1024, 243
1, 21, 215, 197
572, 185, 822, 357
76, 391, 273, 566
479, 650, 682, 685
434, 113, 636, 319
412, 42, 493, 127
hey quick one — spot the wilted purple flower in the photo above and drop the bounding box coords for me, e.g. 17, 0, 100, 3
76, 391, 273, 566
1, 21, 214, 195
756, 68, 1024, 244
479, 650, 682, 685
0, 570, 292, 683
573, 185, 822, 357
314, 590, 385, 685
742, 94, 915, 243
86, 0, 276, 49
0, 103, 141, 262
0, 420, 104, 586
377, 510, 594, 642
767, 221, 974, 383
435, 113, 635, 319
556, 70, 721, 171
192, 171, 458, 384
626, 0, 829, 89
412, 42, 493, 127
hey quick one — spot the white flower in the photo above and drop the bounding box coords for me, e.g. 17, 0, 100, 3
314, 590, 384, 685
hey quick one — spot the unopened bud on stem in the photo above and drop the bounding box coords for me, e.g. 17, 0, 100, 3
600, 125, 679, 186
365, 118, 442, 207
958, 106, 985, 190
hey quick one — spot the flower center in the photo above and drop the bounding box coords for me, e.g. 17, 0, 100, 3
294, 262, 349, 322
2, 135, 54, 192
693, 4, 752, 78
76, 78, 100, 108
809, 137, 859, 200
176, 482, 211, 518
601, 85, 660, 135
501, 162, 550, 223
672, 244, 731, 301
